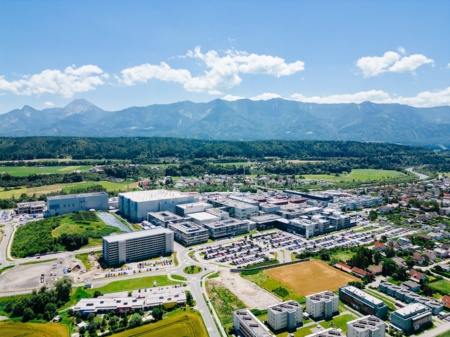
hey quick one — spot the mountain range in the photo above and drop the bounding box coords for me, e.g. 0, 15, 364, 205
1, 98, 450, 146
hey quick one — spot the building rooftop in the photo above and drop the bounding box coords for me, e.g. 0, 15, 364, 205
103, 227, 172, 243
341, 286, 383, 306
234, 309, 273, 337
148, 211, 184, 222
47, 192, 108, 200
188, 212, 219, 222
307, 290, 338, 301
268, 300, 301, 313
394, 303, 428, 317
204, 218, 246, 229
169, 221, 209, 234
347, 315, 385, 331
119, 189, 187, 202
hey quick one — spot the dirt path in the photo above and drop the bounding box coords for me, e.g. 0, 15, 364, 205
215, 269, 279, 309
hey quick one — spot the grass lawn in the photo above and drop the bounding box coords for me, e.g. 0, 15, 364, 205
387, 277, 403, 285
241, 270, 305, 303
20, 258, 58, 266
0, 165, 91, 177
183, 265, 203, 274
75, 252, 96, 271
427, 279, 450, 295
437, 331, 450, 337
206, 280, 246, 325
0, 265, 14, 274
304, 169, 405, 182
365, 289, 397, 311
319, 313, 357, 332
113, 311, 208, 337
0, 321, 69, 337
171, 274, 187, 281
330, 250, 355, 262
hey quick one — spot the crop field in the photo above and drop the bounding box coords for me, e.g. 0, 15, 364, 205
0, 321, 68, 337
0, 180, 139, 199
304, 169, 405, 182
264, 260, 359, 296
0, 165, 91, 176
113, 312, 207, 337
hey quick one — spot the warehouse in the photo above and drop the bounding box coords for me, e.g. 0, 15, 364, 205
119, 189, 199, 222
102, 228, 174, 266
46, 192, 108, 217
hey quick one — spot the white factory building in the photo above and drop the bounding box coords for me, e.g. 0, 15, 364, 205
46, 192, 109, 217
102, 228, 174, 266
119, 189, 199, 222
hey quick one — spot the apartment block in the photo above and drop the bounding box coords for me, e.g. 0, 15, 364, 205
268, 300, 303, 331
102, 228, 174, 266
233, 309, 274, 337
305, 291, 339, 320
339, 286, 388, 320
347, 315, 386, 337
305, 328, 345, 337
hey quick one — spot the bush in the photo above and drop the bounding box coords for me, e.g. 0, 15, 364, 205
272, 287, 289, 298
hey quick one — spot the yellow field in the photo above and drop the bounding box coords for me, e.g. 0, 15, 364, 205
265, 260, 359, 296
0, 321, 68, 337
114, 312, 208, 337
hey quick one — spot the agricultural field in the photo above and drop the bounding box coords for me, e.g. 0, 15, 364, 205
0, 180, 139, 199
0, 165, 91, 177
304, 169, 405, 182
0, 321, 68, 337
264, 260, 359, 296
113, 312, 208, 337
426, 279, 450, 295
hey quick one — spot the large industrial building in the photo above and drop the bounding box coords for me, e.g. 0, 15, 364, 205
339, 286, 388, 320
305, 291, 339, 320
119, 190, 199, 222
102, 228, 174, 266
390, 304, 432, 333
203, 218, 250, 239
267, 300, 303, 331
46, 192, 109, 217
233, 309, 273, 337
346, 315, 386, 337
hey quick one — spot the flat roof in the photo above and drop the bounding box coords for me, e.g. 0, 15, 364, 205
395, 303, 428, 316
204, 218, 246, 229
188, 212, 219, 222
103, 227, 172, 243
268, 300, 301, 313
234, 309, 273, 337
176, 202, 211, 209
169, 221, 209, 234
119, 189, 187, 202
342, 286, 383, 306
47, 192, 108, 200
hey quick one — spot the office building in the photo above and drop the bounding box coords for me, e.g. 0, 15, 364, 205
390, 304, 432, 333
119, 190, 199, 222
17, 201, 46, 214
46, 192, 109, 217
203, 218, 250, 239
347, 315, 386, 337
147, 211, 185, 228
305, 291, 339, 319
339, 286, 388, 320
233, 309, 274, 337
268, 300, 303, 331
168, 221, 209, 246
175, 202, 212, 216
102, 228, 174, 266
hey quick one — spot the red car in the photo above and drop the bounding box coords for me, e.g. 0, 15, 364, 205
36, 256, 41, 259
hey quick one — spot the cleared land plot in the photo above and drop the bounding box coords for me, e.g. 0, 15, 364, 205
427, 279, 450, 295
0, 165, 91, 176
304, 169, 405, 182
0, 321, 68, 337
113, 312, 207, 337
265, 260, 359, 296
206, 280, 246, 325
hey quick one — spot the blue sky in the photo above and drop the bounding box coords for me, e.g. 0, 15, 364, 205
0, 0, 449, 113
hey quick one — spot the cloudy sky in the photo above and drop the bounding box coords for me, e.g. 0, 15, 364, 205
0, 0, 449, 113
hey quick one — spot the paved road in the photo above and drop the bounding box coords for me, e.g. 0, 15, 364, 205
406, 167, 429, 180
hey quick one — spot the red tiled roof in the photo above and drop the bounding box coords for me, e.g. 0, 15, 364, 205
335, 262, 352, 272
409, 269, 424, 280
442, 295, 450, 308
351, 267, 368, 277
374, 242, 385, 248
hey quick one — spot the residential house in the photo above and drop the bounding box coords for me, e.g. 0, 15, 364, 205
413, 252, 425, 265
409, 269, 426, 283
374, 241, 386, 251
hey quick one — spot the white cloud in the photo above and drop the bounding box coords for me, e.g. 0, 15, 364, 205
0, 65, 106, 97
356, 49, 434, 77
43, 101, 55, 107
222, 94, 245, 101
447, 63, 450, 69
120, 46, 305, 94
290, 87, 450, 107
250, 92, 281, 101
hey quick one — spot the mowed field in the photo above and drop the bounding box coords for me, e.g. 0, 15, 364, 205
0, 181, 139, 199
114, 312, 208, 337
0, 321, 68, 337
265, 260, 359, 296
304, 169, 405, 182
0, 165, 91, 176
